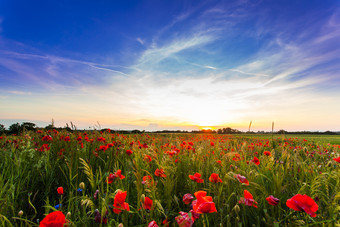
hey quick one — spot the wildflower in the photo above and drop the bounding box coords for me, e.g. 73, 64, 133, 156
192, 191, 217, 214
333, 157, 340, 163
234, 174, 249, 186
106, 170, 125, 184
252, 157, 260, 165
97, 137, 106, 142
94, 209, 108, 224
286, 194, 318, 217
114, 169, 125, 180
126, 149, 133, 155
39, 211, 67, 227
264, 151, 272, 156
266, 195, 280, 206
38, 144, 50, 152
57, 187, 64, 195
42, 135, 53, 141
216, 160, 222, 165
154, 168, 166, 178
209, 173, 222, 183
144, 155, 152, 162
54, 204, 62, 209
189, 173, 204, 183
162, 219, 169, 227
113, 190, 130, 214
232, 153, 241, 161
148, 221, 158, 227
142, 175, 154, 186
210, 142, 215, 146
94, 189, 99, 200
142, 196, 153, 211
106, 173, 116, 184
239, 190, 258, 208
175, 211, 194, 227
183, 193, 194, 205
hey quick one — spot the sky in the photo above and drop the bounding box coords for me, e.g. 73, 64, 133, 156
0, 0, 340, 131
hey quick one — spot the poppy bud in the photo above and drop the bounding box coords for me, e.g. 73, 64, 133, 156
18, 210, 23, 216
79, 182, 85, 190
233, 204, 240, 213
66, 212, 71, 218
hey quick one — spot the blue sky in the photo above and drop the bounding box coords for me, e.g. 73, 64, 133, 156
1, 0, 340, 131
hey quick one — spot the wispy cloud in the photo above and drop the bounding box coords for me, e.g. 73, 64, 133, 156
1, 1, 340, 130
9, 90, 32, 95
136, 37, 144, 45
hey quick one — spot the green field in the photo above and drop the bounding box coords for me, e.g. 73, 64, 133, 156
235, 134, 340, 145
0, 131, 339, 226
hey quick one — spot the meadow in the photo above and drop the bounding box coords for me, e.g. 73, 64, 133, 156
0, 130, 339, 226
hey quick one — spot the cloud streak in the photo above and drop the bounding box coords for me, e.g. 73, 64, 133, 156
1, 1, 340, 131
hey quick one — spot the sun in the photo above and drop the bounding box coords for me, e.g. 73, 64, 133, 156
200, 126, 216, 130
189, 112, 224, 129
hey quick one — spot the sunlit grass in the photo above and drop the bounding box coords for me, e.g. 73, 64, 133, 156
0, 130, 339, 226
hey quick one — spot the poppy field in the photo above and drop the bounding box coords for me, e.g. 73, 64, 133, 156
0, 130, 339, 226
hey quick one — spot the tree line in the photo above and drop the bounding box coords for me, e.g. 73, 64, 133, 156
0, 122, 339, 135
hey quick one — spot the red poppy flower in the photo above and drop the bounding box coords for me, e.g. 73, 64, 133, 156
106, 173, 117, 184
183, 193, 194, 205
126, 149, 133, 155
97, 137, 106, 142
333, 157, 340, 163
232, 153, 241, 161
42, 135, 53, 141
210, 142, 215, 146
286, 194, 318, 217
114, 169, 125, 180
142, 175, 154, 186
154, 168, 166, 178
239, 190, 258, 208
144, 155, 152, 162
266, 195, 279, 206
216, 160, 222, 165
264, 151, 272, 156
147, 221, 158, 227
57, 187, 64, 195
113, 190, 130, 214
192, 191, 217, 214
175, 211, 194, 227
209, 173, 222, 183
142, 196, 153, 210
162, 219, 169, 227
252, 157, 260, 165
234, 174, 249, 186
39, 144, 51, 152
39, 211, 67, 227
106, 170, 125, 184
189, 173, 204, 183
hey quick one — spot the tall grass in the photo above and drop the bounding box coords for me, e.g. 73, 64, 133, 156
0, 130, 339, 226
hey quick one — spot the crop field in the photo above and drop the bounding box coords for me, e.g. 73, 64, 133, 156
0, 130, 339, 226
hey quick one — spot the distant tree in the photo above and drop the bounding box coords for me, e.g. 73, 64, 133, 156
131, 130, 142, 134
8, 123, 21, 135
21, 122, 36, 131
277, 129, 287, 134
0, 124, 5, 134
45, 124, 55, 130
